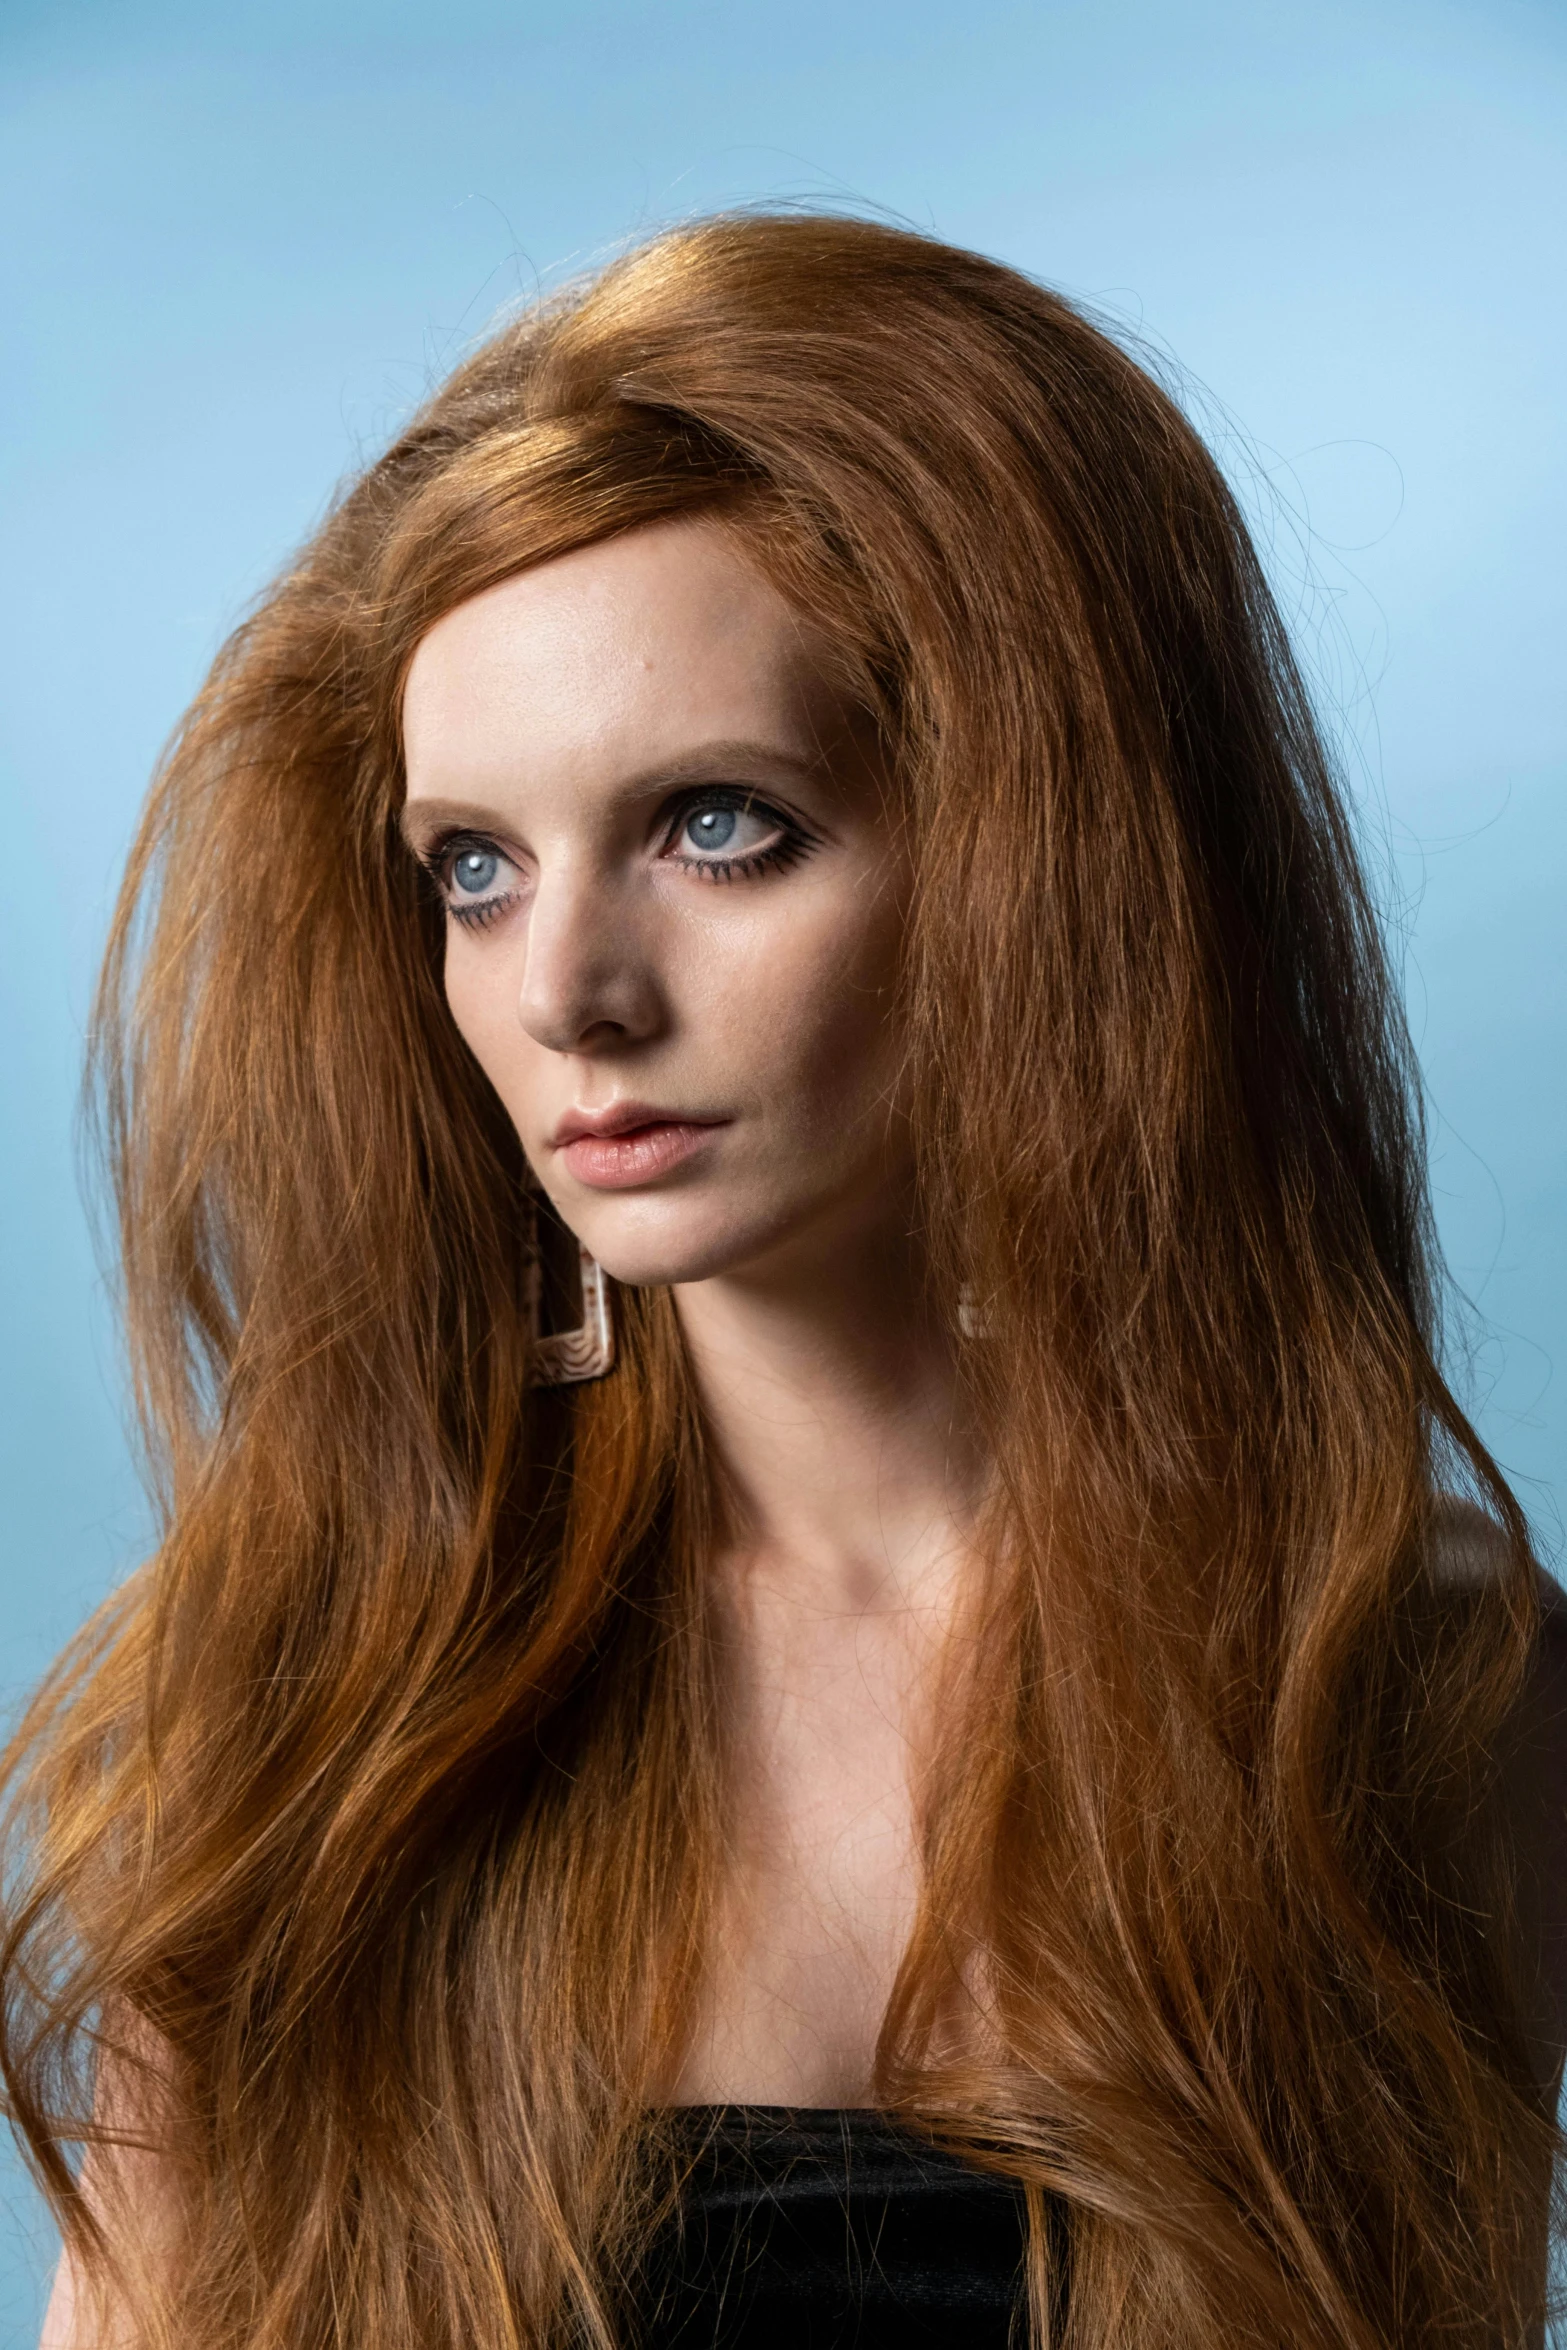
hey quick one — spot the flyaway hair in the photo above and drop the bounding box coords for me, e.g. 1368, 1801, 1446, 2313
1, 210, 1557, 2349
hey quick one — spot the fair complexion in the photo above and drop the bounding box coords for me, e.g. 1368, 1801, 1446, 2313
402, 514, 986, 2105
39, 513, 981, 2342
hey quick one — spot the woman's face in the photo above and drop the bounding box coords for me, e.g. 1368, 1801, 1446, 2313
400, 515, 910, 1288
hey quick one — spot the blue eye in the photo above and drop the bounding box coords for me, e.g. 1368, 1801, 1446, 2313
684, 806, 737, 852
427, 835, 519, 930
659, 791, 818, 881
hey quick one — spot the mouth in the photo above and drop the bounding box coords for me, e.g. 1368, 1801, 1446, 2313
551, 1103, 731, 1191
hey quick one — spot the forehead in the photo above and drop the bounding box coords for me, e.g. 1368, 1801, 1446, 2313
401, 515, 844, 801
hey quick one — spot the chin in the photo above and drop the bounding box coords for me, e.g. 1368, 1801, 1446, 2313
569, 1225, 763, 1290
559, 1190, 809, 1290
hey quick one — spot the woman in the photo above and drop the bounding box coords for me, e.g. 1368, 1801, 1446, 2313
5, 210, 1562, 2350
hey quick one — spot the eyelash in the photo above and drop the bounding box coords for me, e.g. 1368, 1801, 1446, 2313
448, 894, 511, 932
418, 835, 518, 930
419, 792, 817, 927
659, 788, 817, 883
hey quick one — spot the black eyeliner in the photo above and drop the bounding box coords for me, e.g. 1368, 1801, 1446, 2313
660, 785, 821, 882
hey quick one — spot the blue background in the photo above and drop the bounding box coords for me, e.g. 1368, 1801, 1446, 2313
2, 0, 1564, 2332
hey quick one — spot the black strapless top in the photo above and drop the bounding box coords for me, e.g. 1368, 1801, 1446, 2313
639, 2107, 1032, 2347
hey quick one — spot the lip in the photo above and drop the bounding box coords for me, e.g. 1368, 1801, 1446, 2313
551, 1102, 730, 1191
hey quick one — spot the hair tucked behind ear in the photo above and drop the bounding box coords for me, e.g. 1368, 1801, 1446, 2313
1, 210, 1555, 2350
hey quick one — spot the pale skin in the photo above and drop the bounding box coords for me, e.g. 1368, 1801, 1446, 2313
400, 514, 986, 2104
42, 513, 984, 2339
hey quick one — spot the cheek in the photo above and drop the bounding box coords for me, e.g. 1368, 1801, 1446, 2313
699, 886, 905, 1128
441, 947, 495, 1068
440, 943, 531, 1108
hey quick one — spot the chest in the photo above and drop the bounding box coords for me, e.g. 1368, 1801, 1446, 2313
673, 1602, 942, 2105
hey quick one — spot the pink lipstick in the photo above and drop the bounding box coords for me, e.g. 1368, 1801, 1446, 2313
551, 1103, 728, 1190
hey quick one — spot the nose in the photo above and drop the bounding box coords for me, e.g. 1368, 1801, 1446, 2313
515, 866, 664, 1054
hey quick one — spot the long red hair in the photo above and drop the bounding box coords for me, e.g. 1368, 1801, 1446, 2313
1, 210, 1553, 2348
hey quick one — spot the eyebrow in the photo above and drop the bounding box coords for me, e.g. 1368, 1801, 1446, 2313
396, 738, 829, 850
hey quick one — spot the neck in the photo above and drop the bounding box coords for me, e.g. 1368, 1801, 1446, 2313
671, 1212, 985, 1611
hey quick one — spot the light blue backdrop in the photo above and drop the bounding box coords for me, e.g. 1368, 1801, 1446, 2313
2, 0, 1563, 2331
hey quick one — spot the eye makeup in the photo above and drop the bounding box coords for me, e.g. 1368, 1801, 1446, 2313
657, 786, 820, 883
416, 785, 822, 930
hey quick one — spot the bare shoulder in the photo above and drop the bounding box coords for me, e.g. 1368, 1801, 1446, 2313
34, 2014, 183, 2348
39, 2252, 82, 2350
